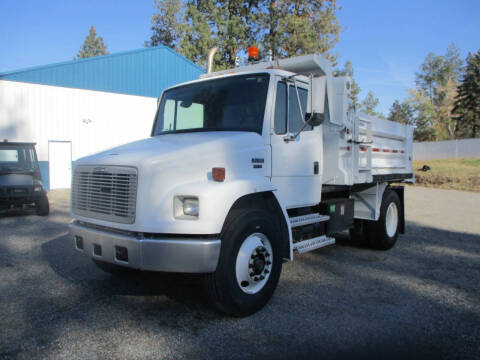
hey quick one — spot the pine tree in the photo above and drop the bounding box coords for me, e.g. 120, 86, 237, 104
146, 0, 183, 49
148, 0, 341, 70
360, 91, 384, 118
180, 1, 216, 67
334, 60, 360, 108
452, 50, 480, 138
415, 42, 462, 103
255, 0, 340, 64
278, 0, 340, 64
388, 100, 414, 125
76, 26, 109, 59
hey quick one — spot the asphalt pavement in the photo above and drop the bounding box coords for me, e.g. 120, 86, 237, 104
0, 187, 479, 359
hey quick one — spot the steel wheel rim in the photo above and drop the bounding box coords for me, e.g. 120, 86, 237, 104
385, 202, 398, 237
235, 232, 273, 294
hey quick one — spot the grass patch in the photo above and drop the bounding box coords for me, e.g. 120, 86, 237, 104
413, 157, 480, 192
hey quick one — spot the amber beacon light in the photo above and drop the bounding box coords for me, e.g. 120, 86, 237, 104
248, 46, 259, 62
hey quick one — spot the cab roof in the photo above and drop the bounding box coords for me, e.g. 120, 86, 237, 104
0, 142, 36, 146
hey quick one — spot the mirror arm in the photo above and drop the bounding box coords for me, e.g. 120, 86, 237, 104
284, 112, 318, 142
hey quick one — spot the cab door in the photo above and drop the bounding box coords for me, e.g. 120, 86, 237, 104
270, 76, 323, 208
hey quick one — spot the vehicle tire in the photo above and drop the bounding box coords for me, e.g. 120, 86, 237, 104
366, 189, 401, 250
35, 195, 50, 216
92, 258, 138, 277
203, 208, 283, 317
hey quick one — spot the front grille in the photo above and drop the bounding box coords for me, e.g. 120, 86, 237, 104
72, 165, 138, 224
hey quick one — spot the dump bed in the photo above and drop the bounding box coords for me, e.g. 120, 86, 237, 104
322, 111, 414, 186
357, 113, 414, 182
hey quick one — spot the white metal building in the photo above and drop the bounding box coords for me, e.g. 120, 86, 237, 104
0, 47, 204, 189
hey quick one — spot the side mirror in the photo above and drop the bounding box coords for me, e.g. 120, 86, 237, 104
305, 112, 324, 127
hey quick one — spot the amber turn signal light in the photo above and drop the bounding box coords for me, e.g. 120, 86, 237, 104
212, 167, 225, 182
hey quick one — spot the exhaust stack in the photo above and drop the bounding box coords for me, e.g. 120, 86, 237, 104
207, 47, 218, 73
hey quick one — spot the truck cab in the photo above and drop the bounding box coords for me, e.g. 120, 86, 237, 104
69, 53, 413, 316
0, 141, 49, 215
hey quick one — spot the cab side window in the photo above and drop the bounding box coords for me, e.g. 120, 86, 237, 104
288, 86, 311, 133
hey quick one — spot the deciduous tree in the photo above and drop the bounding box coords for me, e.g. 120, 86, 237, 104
408, 89, 437, 141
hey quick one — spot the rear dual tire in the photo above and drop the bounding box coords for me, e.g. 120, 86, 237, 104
350, 189, 401, 250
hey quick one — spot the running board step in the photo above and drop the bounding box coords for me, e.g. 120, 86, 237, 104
293, 236, 335, 254
289, 213, 330, 228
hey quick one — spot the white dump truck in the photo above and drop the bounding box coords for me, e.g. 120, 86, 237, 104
69, 50, 413, 316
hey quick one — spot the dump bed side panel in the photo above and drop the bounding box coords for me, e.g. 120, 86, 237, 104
369, 116, 414, 179
322, 111, 414, 186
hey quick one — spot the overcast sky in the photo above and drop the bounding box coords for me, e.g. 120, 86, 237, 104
1, 0, 479, 115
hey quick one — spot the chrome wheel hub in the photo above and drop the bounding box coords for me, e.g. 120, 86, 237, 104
235, 233, 273, 294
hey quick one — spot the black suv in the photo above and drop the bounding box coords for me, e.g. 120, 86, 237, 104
0, 141, 49, 216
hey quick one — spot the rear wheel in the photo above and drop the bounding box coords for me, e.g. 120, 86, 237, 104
203, 209, 283, 317
367, 190, 401, 250
35, 195, 50, 216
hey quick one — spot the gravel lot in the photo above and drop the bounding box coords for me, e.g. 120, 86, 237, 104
1, 187, 479, 359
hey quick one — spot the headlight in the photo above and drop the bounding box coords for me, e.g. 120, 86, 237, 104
33, 180, 44, 192
174, 196, 199, 219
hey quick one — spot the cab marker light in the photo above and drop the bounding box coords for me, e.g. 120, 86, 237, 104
212, 167, 225, 182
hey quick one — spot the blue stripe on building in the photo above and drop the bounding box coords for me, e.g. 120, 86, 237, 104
38, 161, 50, 191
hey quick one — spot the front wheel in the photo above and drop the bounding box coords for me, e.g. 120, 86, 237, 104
35, 195, 50, 216
203, 209, 283, 317
367, 189, 401, 250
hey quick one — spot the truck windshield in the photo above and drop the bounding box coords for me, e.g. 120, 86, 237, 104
0, 146, 36, 173
152, 74, 270, 135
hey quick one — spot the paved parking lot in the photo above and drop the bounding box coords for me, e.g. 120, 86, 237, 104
1, 187, 479, 359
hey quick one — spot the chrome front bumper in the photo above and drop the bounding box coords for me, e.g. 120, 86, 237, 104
69, 221, 221, 273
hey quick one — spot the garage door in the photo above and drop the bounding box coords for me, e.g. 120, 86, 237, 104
49, 141, 72, 189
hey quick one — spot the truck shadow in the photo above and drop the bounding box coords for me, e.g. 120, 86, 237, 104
0, 207, 37, 218
40, 232, 214, 313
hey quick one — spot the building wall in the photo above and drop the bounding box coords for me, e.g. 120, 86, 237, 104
0, 80, 157, 189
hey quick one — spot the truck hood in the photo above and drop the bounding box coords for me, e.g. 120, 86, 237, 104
76, 131, 263, 167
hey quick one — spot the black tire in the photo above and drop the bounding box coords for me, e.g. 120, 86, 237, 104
366, 189, 401, 250
203, 208, 283, 317
92, 258, 138, 277
35, 195, 50, 216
